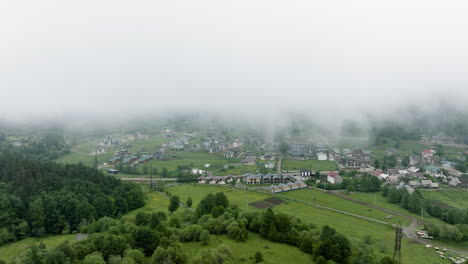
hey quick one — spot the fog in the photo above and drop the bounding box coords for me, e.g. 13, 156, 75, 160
1, 0, 468, 128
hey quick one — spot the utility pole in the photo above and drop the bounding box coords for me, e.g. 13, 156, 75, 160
150, 165, 153, 190
393, 222, 403, 264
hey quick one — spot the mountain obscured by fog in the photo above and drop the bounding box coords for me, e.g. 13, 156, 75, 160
1, 0, 467, 136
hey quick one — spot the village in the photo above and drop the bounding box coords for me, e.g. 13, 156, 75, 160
90, 127, 468, 198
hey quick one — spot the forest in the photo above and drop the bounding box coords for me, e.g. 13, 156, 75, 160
0, 154, 145, 246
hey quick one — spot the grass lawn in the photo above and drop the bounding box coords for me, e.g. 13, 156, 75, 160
0, 234, 76, 262
282, 159, 338, 171
420, 190, 468, 209
182, 233, 314, 264
143, 151, 235, 172
278, 189, 410, 226
166, 184, 269, 212
343, 191, 447, 226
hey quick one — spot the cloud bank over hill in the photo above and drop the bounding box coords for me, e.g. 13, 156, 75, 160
1, 0, 468, 126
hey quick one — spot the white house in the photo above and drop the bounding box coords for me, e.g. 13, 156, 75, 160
316, 152, 328, 161
327, 172, 342, 184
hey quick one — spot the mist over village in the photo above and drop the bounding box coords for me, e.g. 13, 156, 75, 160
1, 1, 468, 264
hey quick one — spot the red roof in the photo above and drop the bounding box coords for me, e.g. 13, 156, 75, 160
328, 171, 338, 178
372, 170, 382, 176
422, 149, 431, 154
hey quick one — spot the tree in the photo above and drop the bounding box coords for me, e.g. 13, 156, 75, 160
374, 160, 380, 169
186, 197, 193, 208
161, 168, 169, 178
200, 229, 210, 245
380, 257, 398, 264
279, 142, 290, 155
255, 251, 263, 263
401, 155, 410, 167
169, 195, 180, 214
123, 249, 145, 264
82, 252, 106, 264
131, 227, 159, 256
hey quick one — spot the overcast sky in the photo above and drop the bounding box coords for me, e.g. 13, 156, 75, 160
1, 0, 468, 122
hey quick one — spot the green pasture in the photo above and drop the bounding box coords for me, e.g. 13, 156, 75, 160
282, 159, 338, 171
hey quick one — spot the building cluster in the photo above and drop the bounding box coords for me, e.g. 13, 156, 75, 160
420, 134, 466, 146
197, 175, 242, 184
340, 148, 372, 169
268, 181, 307, 193
244, 173, 292, 184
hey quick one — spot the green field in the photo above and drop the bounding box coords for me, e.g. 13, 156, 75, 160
282, 159, 338, 171
182, 233, 314, 264
165, 185, 458, 264
0, 234, 76, 262
420, 190, 468, 209
143, 151, 243, 173
343, 191, 448, 226
278, 189, 410, 226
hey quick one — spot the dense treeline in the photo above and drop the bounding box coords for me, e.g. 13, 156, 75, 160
313, 174, 382, 192
0, 154, 144, 245
5, 192, 399, 264
0, 131, 70, 160
383, 187, 468, 242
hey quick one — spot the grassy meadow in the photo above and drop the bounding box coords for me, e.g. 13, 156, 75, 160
420, 190, 468, 209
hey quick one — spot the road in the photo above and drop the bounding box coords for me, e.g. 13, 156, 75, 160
277, 155, 283, 173
120, 177, 177, 182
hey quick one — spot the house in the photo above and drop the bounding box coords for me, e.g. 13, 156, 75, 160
269, 185, 282, 193
422, 149, 436, 164
244, 156, 257, 166
279, 183, 291, 192
246, 175, 261, 184
330, 148, 341, 161
385, 148, 398, 156
327, 172, 342, 184
410, 156, 422, 166
287, 181, 298, 190
430, 182, 440, 189
408, 180, 421, 188
108, 169, 119, 175
138, 155, 153, 164
372, 170, 383, 177
122, 155, 138, 164
386, 176, 399, 185
198, 177, 207, 184
425, 165, 442, 177
108, 156, 121, 165
316, 152, 327, 161
379, 173, 389, 180
264, 162, 275, 169
296, 181, 308, 189
261, 154, 273, 160
191, 168, 205, 175
420, 180, 433, 188
448, 177, 462, 187
224, 151, 236, 159
408, 167, 420, 173
301, 169, 312, 177
341, 157, 367, 169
